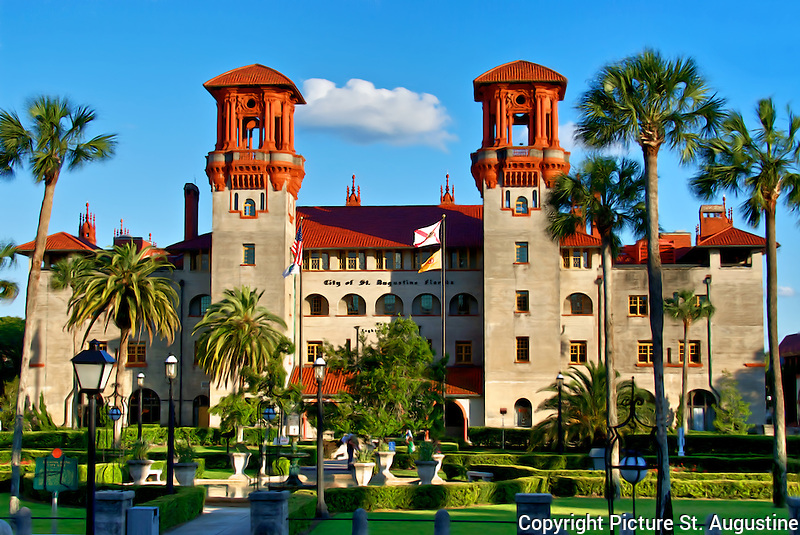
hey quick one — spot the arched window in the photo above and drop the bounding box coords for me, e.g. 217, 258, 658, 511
233, 193, 239, 211
129, 388, 161, 425
339, 294, 366, 316
375, 294, 403, 316
412, 293, 441, 316
532, 190, 538, 209
244, 199, 256, 216
504, 190, 511, 209
514, 398, 532, 427
260, 192, 266, 211
565, 293, 593, 315
306, 294, 329, 316
449, 293, 478, 315
689, 390, 717, 431
193, 395, 210, 427
189, 294, 211, 317
515, 196, 528, 214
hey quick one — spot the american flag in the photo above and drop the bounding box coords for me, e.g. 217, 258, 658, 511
283, 223, 303, 278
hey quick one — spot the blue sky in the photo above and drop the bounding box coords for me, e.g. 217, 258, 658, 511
1, 0, 799, 341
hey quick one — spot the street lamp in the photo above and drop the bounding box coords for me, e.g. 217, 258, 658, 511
313, 356, 329, 518
499, 408, 507, 450
619, 453, 648, 521
108, 406, 122, 452
71, 340, 115, 535
260, 404, 277, 491
165, 354, 178, 494
556, 372, 564, 454
137, 372, 145, 440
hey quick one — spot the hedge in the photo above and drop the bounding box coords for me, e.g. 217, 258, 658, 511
468, 427, 532, 450
289, 490, 317, 535
141, 485, 206, 533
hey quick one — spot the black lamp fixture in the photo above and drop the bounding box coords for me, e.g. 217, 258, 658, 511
261, 404, 277, 490
165, 353, 178, 493
313, 356, 329, 517
556, 372, 565, 454
71, 340, 115, 535
136, 372, 145, 440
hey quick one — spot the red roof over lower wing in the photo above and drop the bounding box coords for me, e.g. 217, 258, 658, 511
16, 232, 99, 255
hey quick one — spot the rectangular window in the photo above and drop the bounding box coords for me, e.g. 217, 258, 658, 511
515, 242, 529, 263
562, 249, 591, 269
570, 341, 587, 364
455, 341, 472, 364
516, 290, 529, 312
127, 342, 146, 365
679, 341, 702, 364
310, 295, 323, 315
412, 251, 423, 270
307, 341, 323, 364
637, 341, 654, 364
193, 341, 201, 366
516, 337, 530, 363
340, 251, 366, 270
243, 243, 255, 265
191, 252, 209, 271
420, 294, 434, 315
304, 251, 329, 271
449, 248, 476, 269
378, 251, 403, 270
628, 295, 648, 316
95, 341, 108, 351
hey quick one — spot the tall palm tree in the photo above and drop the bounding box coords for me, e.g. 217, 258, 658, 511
0, 243, 18, 302
192, 286, 288, 390
691, 97, 800, 506
547, 155, 645, 497
576, 50, 724, 524
0, 96, 116, 512
663, 289, 715, 439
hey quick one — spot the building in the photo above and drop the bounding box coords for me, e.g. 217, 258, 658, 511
18, 61, 768, 438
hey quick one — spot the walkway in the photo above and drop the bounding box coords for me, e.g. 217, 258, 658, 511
164, 505, 250, 535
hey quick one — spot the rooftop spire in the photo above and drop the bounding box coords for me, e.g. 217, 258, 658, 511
346, 174, 362, 206
440, 174, 455, 205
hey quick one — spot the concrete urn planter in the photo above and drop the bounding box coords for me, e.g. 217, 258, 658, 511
432, 453, 445, 484
370, 451, 396, 485
352, 462, 375, 486
174, 462, 198, 486
228, 452, 252, 481
127, 460, 154, 486
414, 460, 438, 485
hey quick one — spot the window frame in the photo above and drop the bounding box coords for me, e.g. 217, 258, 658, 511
516, 290, 529, 312
637, 341, 654, 364
628, 295, 648, 316
515, 337, 530, 363
569, 341, 588, 364
127, 341, 147, 366
678, 340, 702, 364
242, 243, 256, 265
307, 341, 323, 364
515, 242, 529, 264
455, 341, 472, 364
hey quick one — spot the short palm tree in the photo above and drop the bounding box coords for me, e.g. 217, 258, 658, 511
576, 49, 724, 519
691, 97, 800, 506
663, 290, 715, 438
0, 96, 116, 512
548, 155, 644, 496
192, 286, 288, 390
0, 243, 18, 302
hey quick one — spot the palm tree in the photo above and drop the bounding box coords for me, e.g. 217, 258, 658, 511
0, 243, 18, 302
192, 286, 288, 390
576, 49, 724, 522
547, 155, 644, 496
663, 290, 715, 439
0, 96, 116, 512
691, 97, 800, 506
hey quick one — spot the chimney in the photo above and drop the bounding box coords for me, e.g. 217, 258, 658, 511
184, 183, 199, 240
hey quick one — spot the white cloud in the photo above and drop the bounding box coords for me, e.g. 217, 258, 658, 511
560, 121, 629, 158
296, 78, 455, 149
778, 286, 795, 297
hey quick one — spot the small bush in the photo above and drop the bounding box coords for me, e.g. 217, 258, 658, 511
141, 486, 206, 533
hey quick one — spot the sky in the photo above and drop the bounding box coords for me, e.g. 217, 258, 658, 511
0, 0, 799, 342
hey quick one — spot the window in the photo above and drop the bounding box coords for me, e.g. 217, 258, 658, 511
307, 341, 323, 364
243, 199, 256, 216
243, 243, 255, 265
515, 242, 528, 263
190, 252, 209, 271
127, 342, 146, 365
304, 251, 329, 271
339, 251, 365, 270
260, 192, 266, 211
679, 341, 702, 364
567, 293, 593, 315
413, 293, 440, 316
448, 248, 476, 269
233, 193, 239, 211
531, 190, 538, 209
129, 388, 160, 424
454, 294, 471, 315
377, 251, 403, 270
421, 294, 434, 314
637, 341, 654, 364
515, 196, 528, 214
341, 294, 365, 316
562, 249, 591, 269
455, 341, 472, 364
308, 294, 328, 316
376, 294, 403, 315
95, 341, 108, 351
516, 290, 529, 312
504, 190, 511, 209
189, 294, 211, 317
629, 295, 648, 316
516, 337, 530, 363
570, 341, 587, 364
514, 398, 532, 427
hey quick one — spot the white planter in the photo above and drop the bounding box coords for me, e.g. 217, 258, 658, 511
228, 452, 252, 481
432, 453, 445, 484
352, 462, 375, 486
415, 460, 438, 485
127, 460, 154, 486
174, 462, 198, 486
370, 451, 396, 485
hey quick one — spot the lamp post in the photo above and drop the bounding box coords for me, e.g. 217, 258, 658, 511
354, 325, 360, 360
499, 408, 507, 450
136, 372, 145, 440
165, 354, 178, 494
313, 356, 329, 518
556, 373, 564, 454
108, 406, 122, 454
260, 404, 276, 491
71, 340, 115, 535
619, 453, 648, 523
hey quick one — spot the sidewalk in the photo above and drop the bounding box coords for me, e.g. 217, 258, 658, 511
164, 506, 250, 535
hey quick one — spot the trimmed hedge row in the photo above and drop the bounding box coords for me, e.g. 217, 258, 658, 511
288, 490, 317, 535
442, 452, 587, 470
141, 486, 206, 533
468, 427, 532, 450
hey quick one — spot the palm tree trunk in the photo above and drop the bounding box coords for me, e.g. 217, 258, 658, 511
601, 234, 620, 498
681, 322, 689, 439
766, 204, 788, 506
642, 145, 672, 532
115, 328, 131, 447
10, 174, 59, 514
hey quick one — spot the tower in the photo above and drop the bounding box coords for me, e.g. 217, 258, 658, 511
203, 64, 305, 351
78, 202, 96, 245
472, 61, 571, 426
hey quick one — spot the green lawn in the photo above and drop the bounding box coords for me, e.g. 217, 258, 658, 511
307, 498, 791, 535
0, 494, 85, 534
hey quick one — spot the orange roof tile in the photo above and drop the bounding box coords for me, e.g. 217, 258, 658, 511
445, 366, 483, 397
289, 367, 353, 397
560, 233, 601, 247
474, 60, 567, 99
204, 64, 305, 104
16, 232, 99, 255
696, 227, 767, 248
298, 205, 482, 249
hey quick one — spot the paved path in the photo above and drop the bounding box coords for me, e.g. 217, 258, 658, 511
164, 506, 250, 535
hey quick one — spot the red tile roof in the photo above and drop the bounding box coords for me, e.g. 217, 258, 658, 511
560, 233, 601, 247
445, 366, 483, 397
474, 60, 567, 86
204, 64, 305, 104
166, 232, 212, 252
780, 334, 800, 358
16, 232, 99, 255
297, 205, 483, 249
696, 227, 767, 248
289, 366, 353, 397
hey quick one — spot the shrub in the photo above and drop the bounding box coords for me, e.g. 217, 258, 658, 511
141, 486, 206, 533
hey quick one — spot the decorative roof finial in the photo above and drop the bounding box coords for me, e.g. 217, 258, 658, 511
346, 174, 362, 206
440, 173, 455, 205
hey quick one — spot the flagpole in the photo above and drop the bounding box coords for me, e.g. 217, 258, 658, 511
440, 214, 447, 436
296, 217, 304, 377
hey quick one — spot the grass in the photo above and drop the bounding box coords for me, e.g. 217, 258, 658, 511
306, 497, 791, 535
0, 493, 85, 534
